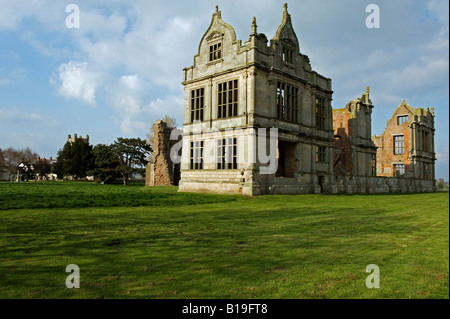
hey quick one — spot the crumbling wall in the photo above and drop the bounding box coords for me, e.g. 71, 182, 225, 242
145, 120, 181, 186
333, 108, 353, 176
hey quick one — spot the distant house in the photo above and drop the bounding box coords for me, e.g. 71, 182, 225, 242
16, 160, 35, 182
15, 157, 57, 182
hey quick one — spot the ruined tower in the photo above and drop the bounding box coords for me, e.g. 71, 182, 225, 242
333, 87, 377, 177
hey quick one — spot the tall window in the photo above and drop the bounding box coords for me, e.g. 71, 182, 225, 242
424, 162, 430, 179
316, 146, 326, 163
282, 47, 293, 63
190, 88, 204, 122
277, 82, 298, 122
394, 164, 405, 176
371, 153, 377, 176
397, 115, 408, 125
394, 135, 404, 155
209, 43, 222, 61
422, 131, 429, 152
315, 96, 326, 129
218, 80, 238, 118
217, 137, 237, 169
190, 141, 203, 170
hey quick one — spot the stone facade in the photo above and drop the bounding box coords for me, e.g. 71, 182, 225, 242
67, 133, 89, 144
152, 3, 436, 195
333, 87, 377, 177
372, 101, 436, 180
179, 4, 334, 195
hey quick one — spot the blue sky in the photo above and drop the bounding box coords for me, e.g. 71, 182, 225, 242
0, 0, 448, 180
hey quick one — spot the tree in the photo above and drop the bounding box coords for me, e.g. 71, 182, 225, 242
53, 138, 95, 180
112, 137, 152, 185
1, 147, 39, 181
91, 144, 120, 183
146, 116, 177, 162
0, 148, 5, 176
33, 158, 52, 180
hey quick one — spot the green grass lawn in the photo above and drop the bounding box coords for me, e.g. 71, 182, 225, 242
0, 181, 448, 299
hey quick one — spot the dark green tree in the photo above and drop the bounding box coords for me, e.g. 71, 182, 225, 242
53, 138, 95, 180
91, 144, 120, 184
33, 158, 52, 180
112, 137, 152, 185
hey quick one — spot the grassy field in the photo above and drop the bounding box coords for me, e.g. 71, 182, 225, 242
0, 181, 448, 299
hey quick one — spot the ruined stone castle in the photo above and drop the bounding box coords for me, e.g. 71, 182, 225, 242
147, 4, 436, 195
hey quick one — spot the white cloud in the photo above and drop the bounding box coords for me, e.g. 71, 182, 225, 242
0, 107, 44, 122
426, 0, 449, 25
0, 107, 59, 129
384, 57, 449, 92
436, 145, 449, 164
120, 74, 139, 90
52, 61, 105, 106
0, 78, 13, 86
107, 74, 184, 135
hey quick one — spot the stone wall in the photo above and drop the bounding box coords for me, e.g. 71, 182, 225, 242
146, 120, 181, 186
331, 175, 436, 194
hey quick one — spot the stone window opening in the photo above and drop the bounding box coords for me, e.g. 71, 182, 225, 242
394, 163, 405, 176
217, 137, 237, 169
371, 153, 377, 176
190, 141, 203, 170
282, 47, 293, 63
393, 135, 404, 155
218, 80, 238, 118
397, 115, 408, 125
190, 88, 204, 122
422, 131, 429, 152
276, 82, 298, 122
316, 145, 326, 163
315, 96, 326, 129
209, 42, 222, 61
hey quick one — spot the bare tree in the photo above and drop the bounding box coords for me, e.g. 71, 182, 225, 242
1, 147, 39, 180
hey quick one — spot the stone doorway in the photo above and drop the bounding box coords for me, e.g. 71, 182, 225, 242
318, 175, 325, 193
276, 141, 298, 178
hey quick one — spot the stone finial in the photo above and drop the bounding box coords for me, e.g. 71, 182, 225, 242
366, 86, 370, 94
251, 17, 257, 35
283, 3, 288, 12
215, 5, 219, 13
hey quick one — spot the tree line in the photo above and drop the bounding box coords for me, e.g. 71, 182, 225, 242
0, 137, 152, 186
1, 116, 176, 184
54, 137, 152, 185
